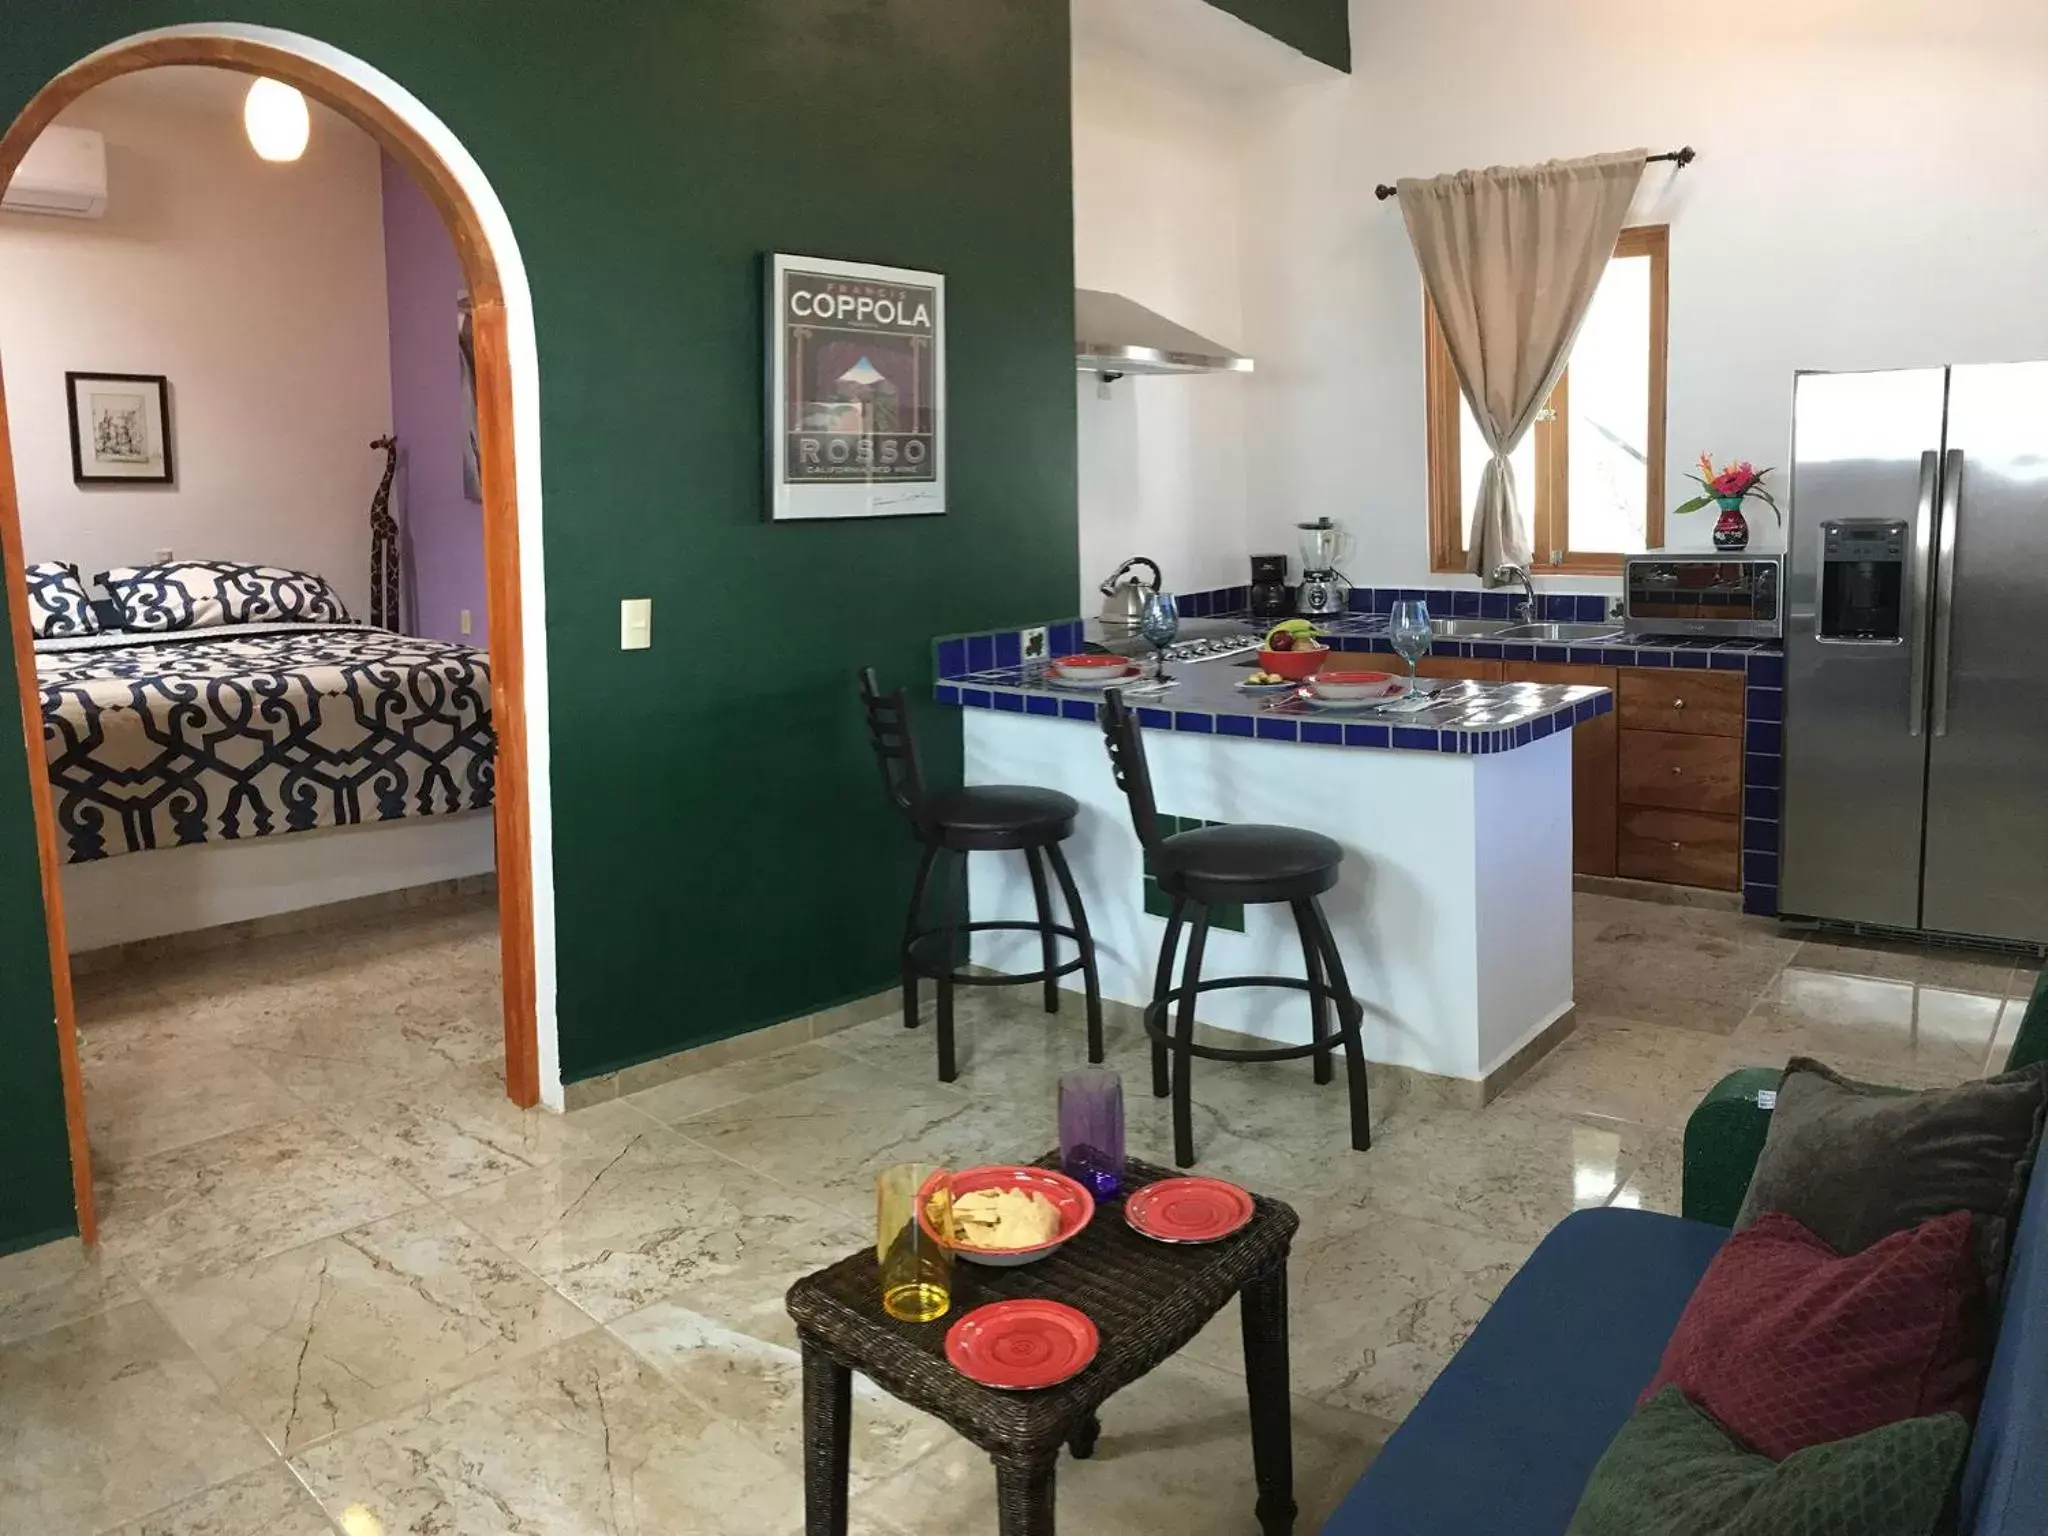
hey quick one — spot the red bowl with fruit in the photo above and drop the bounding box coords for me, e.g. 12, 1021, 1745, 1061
1257, 644, 1330, 681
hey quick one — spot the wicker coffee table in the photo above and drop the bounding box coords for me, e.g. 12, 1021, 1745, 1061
785, 1153, 1300, 1536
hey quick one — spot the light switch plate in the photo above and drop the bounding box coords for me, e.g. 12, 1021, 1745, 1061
620, 597, 652, 650
460, 609, 474, 636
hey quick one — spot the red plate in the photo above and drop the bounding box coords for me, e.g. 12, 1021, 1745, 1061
946, 1300, 1100, 1390
1123, 1177, 1255, 1244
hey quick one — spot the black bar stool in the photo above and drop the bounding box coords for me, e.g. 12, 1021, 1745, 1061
859, 669, 1104, 1082
1098, 689, 1370, 1168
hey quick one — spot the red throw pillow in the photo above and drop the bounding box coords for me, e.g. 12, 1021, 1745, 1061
1639, 1209, 1986, 1460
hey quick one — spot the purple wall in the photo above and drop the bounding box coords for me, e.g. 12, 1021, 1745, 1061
381, 153, 485, 646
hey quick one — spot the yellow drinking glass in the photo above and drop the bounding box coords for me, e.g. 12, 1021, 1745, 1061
877, 1163, 952, 1323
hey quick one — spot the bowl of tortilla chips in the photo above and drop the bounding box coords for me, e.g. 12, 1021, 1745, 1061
919, 1165, 1095, 1267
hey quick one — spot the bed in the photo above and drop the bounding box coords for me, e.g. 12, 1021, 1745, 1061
36, 621, 496, 864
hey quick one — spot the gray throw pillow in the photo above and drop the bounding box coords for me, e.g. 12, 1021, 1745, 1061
1736, 1057, 2048, 1305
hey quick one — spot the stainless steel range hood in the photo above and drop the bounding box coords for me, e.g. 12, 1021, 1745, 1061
1075, 289, 1254, 378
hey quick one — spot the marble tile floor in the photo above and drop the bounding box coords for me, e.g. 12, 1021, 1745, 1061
1, 893, 2032, 1534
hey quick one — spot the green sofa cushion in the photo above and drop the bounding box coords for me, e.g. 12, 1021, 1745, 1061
1567, 1387, 1968, 1536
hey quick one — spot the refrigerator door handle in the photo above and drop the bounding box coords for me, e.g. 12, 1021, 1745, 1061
1907, 450, 1938, 737
1931, 448, 1963, 736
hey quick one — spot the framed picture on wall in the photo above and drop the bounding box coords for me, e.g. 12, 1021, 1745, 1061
767, 253, 945, 521
66, 371, 173, 485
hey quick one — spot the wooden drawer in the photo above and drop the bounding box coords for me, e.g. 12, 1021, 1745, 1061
1619, 729, 1743, 815
1618, 669, 1744, 737
1617, 807, 1741, 890
1412, 655, 1503, 683
1504, 661, 1618, 878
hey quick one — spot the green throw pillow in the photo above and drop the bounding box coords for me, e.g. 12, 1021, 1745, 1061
1566, 1388, 1967, 1536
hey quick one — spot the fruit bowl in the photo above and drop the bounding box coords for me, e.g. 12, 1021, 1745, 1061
1256, 645, 1330, 682
918, 1165, 1095, 1268
1307, 669, 1400, 701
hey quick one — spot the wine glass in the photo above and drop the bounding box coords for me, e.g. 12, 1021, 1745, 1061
1138, 591, 1180, 682
1388, 599, 1431, 693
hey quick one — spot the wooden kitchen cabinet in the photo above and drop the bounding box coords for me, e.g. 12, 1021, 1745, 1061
1413, 655, 1504, 683
1618, 670, 1744, 737
1618, 729, 1743, 816
1504, 660, 1618, 877
1617, 805, 1743, 888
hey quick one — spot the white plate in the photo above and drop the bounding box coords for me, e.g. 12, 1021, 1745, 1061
1236, 678, 1297, 695
1046, 665, 1144, 690
1296, 678, 1412, 711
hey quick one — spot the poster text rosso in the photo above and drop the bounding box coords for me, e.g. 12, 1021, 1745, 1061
795, 435, 930, 469
787, 287, 933, 331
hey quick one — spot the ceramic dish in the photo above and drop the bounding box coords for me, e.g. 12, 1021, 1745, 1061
1307, 669, 1401, 702
1049, 654, 1134, 681
1255, 645, 1330, 681
946, 1300, 1100, 1390
918, 1165, 1096, 1267
1123, 1177, 1255, 1244
1045, 663, 1143, 691
1236, 677, 1298, 695
1295, 678, 1411, 711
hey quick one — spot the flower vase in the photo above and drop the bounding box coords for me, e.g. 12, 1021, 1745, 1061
1711, 495, 1750, 551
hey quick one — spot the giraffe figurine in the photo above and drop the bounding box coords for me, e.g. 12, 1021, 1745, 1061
369, 434, 400, 631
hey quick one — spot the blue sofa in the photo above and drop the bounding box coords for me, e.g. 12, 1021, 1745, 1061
1325, 1068, 2048, 1535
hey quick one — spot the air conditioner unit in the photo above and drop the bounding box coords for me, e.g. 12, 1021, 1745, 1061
2, 126, 107, 219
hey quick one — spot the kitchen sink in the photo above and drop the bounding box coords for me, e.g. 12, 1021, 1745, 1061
1493, 622, 1625, 642
1427, 618, 1516, 637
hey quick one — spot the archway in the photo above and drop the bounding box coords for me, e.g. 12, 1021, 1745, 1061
0, 23, 560, 1243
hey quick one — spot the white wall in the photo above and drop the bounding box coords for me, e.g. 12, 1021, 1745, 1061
0, 68, 392, 615
1072, 25, 1264, 608
1240, 0, 2048, 590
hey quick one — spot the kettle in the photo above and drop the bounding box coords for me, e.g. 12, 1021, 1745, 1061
1098, 556, 1162, 628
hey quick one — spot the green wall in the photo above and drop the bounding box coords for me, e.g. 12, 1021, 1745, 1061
0, 1, 1080, 1246
1201, 0, 1351, 70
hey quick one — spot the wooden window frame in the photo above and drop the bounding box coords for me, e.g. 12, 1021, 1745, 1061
1426, 225, 1669, 575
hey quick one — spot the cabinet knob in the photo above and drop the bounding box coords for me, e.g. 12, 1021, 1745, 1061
1670, 841, 1683, 851
1671, 765, 1683, 776
1672, 697, 1687, 710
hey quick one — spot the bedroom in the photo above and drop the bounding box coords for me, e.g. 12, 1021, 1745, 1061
0, 66, 507, 1174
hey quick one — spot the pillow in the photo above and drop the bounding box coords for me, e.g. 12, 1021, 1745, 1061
22, 561, 99, 638
1568, 1388, 1968, 1536
1639, 1210, 1986, 1459
97, 560, 351, 632
1736, 1056, 2048, 1306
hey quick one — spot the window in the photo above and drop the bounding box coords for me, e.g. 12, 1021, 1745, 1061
1426, 225, 1669, 574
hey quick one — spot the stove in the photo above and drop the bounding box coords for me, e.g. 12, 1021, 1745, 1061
1090, 617, 1264, 664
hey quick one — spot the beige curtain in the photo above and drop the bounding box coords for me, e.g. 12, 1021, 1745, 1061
1397, 150, 1647, 582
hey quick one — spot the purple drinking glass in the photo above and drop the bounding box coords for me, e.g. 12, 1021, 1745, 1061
1059, 1068, 1125, 1199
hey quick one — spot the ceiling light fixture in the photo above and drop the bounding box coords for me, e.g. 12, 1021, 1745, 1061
242, 78, 309, 162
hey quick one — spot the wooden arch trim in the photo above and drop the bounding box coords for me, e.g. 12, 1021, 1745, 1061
0, 36, 543, 1243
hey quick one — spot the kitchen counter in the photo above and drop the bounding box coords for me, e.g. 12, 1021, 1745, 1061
934, 612, 1602, 1089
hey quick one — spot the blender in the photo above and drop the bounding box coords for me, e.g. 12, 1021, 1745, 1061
1295, 518, 1353, 616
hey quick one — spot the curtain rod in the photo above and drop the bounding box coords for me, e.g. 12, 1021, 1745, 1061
1373, 146, 1696, 202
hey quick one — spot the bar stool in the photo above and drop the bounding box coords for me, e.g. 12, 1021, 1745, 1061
859, 669, 1104, 1082
1097, 689, 1370, 1168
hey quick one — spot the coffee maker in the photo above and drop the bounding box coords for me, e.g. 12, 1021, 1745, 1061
1249, 554, 1291, 619
1295, 518, 1353, 617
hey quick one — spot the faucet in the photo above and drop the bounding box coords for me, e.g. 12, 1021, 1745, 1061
1494, 564, 1536, 624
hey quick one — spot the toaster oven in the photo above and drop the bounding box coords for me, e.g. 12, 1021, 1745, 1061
1621, 553, 1784, 640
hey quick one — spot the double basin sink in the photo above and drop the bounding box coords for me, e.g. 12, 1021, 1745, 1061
1426, 617, 1623, 642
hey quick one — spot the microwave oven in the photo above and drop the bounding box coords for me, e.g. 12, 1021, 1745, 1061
1621, 553, 1784, 640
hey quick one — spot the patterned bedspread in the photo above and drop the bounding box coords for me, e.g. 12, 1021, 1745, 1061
36, 623, 494, 863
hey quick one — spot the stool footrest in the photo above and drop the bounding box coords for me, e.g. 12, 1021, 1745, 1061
1143, 977, 1363, 1063
905, 921, 1090, 989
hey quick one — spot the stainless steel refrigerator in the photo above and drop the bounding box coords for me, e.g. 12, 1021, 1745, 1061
1782, 362, 2048, 945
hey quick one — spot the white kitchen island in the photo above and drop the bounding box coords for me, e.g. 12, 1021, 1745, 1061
939, 661, 1609, 1092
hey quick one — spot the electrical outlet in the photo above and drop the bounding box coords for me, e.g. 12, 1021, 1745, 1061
460, 609, 473, 636
619, 597, 652, 650
152, 548, 173, 563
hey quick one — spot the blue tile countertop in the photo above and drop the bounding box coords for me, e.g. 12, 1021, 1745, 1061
936, 658, 1610, 758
